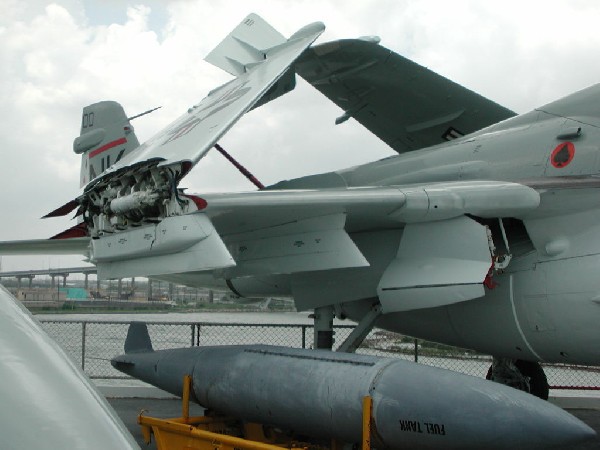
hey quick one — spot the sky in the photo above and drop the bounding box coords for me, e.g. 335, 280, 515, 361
1, 0, 600, 272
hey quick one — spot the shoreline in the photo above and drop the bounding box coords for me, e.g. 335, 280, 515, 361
31, 303, 296, 315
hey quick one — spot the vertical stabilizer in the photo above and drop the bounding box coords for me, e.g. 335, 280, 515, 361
73, 101, 140, 187
124, 322, 153, 354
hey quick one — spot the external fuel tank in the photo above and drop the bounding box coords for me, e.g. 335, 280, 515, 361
112, 323, 594, 449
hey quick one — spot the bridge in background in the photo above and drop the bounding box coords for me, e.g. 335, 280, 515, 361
0, 266, 163, 300
0, 266, 97, 288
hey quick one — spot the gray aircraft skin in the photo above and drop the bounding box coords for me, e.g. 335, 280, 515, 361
112, 323, 595, 450
0, 286, 140, 449
2, 14, 600, 397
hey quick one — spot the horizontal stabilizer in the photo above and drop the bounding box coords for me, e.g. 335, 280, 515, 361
0, 238, 90, 256
125, 322, 153, 354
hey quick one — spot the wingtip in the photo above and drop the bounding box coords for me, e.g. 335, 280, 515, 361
289, 21, 326, 41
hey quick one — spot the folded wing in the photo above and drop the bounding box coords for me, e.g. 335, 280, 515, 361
85, 15, 325, 193
0, 181, 539, 312
295, 39, 516, 153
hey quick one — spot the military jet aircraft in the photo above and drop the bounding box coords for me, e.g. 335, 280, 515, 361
2, 13, 600, 399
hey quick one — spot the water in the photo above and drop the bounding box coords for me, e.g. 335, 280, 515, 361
37, 311, 353, 381
35, 311, 600, 390
36, 311, 335, 325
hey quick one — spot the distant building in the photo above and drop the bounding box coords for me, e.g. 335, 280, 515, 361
63, 287, 89, 301
15, 288, 66, 309
16, 288, 67, 302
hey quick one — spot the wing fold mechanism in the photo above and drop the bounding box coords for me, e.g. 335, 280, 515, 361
69, 15, 325, 248
0, 181, 539, 287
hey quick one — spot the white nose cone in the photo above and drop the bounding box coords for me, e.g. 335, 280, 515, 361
0, 285, 139, 449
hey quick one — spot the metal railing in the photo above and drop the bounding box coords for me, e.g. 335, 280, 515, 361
39, 319, 600, 390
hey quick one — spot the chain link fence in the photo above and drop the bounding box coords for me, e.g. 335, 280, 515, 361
39, 319, 600, 390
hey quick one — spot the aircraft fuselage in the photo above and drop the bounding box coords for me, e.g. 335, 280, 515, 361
166, 106, 600, 366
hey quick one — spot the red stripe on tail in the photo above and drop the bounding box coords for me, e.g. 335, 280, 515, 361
89, 137, 127, 158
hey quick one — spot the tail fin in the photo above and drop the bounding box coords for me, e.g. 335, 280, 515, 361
73, 101, 140, 187
124, 322, 153, 353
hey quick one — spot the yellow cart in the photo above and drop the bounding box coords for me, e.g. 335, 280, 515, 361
138, 375, 374, 450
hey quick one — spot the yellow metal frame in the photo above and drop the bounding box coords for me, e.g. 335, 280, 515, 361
362, 396, 372, 450
138, 375, 374, 450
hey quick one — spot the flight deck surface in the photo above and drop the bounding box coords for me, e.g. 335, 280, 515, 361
106, 397, 600, 450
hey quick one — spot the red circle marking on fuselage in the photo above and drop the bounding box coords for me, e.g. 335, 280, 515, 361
550, 142, 575, 168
